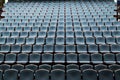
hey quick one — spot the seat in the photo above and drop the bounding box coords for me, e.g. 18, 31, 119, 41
54, 53, 65, 63
12, 64, 24, 71
0, 38, 6, 44
0, 54, 4, 63
99, 69, 113, 80
96, 37, 105, 44
66, 53, 78, 63
29, 54, 40, 63
109, 64, 120, 71
46, 37, 55, 44
20, 69, 34, 80
86, 37, 95, 44
66, 37, 74, 45
39, 64, 51, 71
99, 45, 110, 53
66, 45, 76, 53
26, 64, 38, 71
80, 64, 93, 70
116, 54, 120, 63
93, 31, 102, 37
53, 64, 65, 70
51, 69, 65, 80
83, 69, 97, 80
55, 45, 65, 52
115, 69, 120, 80
103, 31, 112, 37
44, 45, 54, 52
110, 44, 120, 53
0, 45, 10, 53
33, 45, 42, 53
56, 37, 64, 45
17, 54, 28, 64
79, 54, 90, 63
35, 69, 49, 80
42, 54, 53, 63
91, 54, 103, 64
95, 64, 107, 70
6, 38, 15, 44
26, 38, 35, 45
22, 45, 32, 53
76, 37, 85, 44
36, 38, 45, 45
88, 45, 98, 53
103, 54, 115, 64
0, 70, 2, 80
0, 64, 10, 71
67, 69, 81, 80
16, 38, 25, 45
84, 31, 93, 37
106, 37, 115, 44
4, 69, 18, 80
66, 64, 79, 70
11, 45, 21, 53
5, 54, 16, 63
77, 45, 87, 53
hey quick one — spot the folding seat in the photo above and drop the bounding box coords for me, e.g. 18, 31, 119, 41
74, 27, 81, 32
99, 26, 107, 31
7, 27, 14, 32
38, 31, 46, 38
108, 26, 116, 31
55, 45, 65, 52
33, 45, 42, 53
77, 45, 87, 53
57, 27, 64, 31
42, 53, 53, 63
29, 32, 37, 38
0, 38, 6, 44
5, 54, 16, 64
106, 37, 115, 44
0, 27, 6, 32
79, 54, 90, 63
99, 45, 110, 53
110, 44, 120, 53
76, 37, 85, 44
82, 27, 90, 31
88, 45, 98, 53
39, 64, 51, 71
75, 31, 83, 37
0, 54, 4, 63
116, 54, 120, 63
66, 53, 78, 63
80, 64, 93, 70
51, 69, 65, 80
115, 69, 120, 80
22, 45, 32, 53
109, 64, 120, 71
36, 38, 45, 45
54, 53, 65, 63
103, 54, 115, 64
26, 38, 35, 45
93, 31, 102, 37
30, 54, 40, 63
99, 69, 113, 80
103, 31, 112, 37
57, 31, 64, 37
16, 38, 25, 45
116, 37, 120, 44
66, 27, 73, 31
66, 37, 74, 45
6, 38, 15, 44
56, 37, 64, 45
81, 22, 88, 27
86, 37, 95, 45
35, 69, 49, 80
66, 64, 79, 70
53, 64, 65, 70
11, 45, 21, 53
0, 45, 10, 53
4, 69, 18, 80
66, 45, 76, 53
91, 54, 103, 63
2, 32, 10, 38
32, 27, 39, 31
25, 64, 38, 71
47, 31, 55, 37
17, 54, 28, 64
11, 32, 19, 38
83, 69, 97, 80
67, 69, 81, 80
95, 64, 107, 70
12, 64, 24, 71
96, 37, 105, 44
46, 37, 55, 44
20, 69, 34, 80
84, 31, 93, 37
44, 45, 54, 53
66, 31, 74, 37
112, 31, 120, 37
0, 64, 10, 71
15, 27, 22, 32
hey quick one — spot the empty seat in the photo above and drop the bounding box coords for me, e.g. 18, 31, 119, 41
66, 54, 78, 63
11, 45, 21, 53
0, 54, 4, 63
79, 54, 90, 63
0, 45, 10, 53
4, 69, 18, 80
80, 64, 93, 70
77, 45, 87, 53
53, 64, 65, 70
12, 64, 24, 71
111, 44, 120, 53
99, 45, 110, 53
5, 54, 16, 63
44, 45, 54, 52
66, 45, 76, 52
35, 69, 49, 80
99, 69, 113, 80
95, 64, 107, 70
51, 69, 65, 80
0, 64, 10, 71
91, 54, 103, 64
55, 45, 65, 52
103, 54, 115, 64
39, 64, 51, 71
83, 69, 97, 80
29, 54, 40, 63
20, 69, 34, 80
17, 54, 28, 64
42, 54, 53, 63
67, 64, 79, 70
109, 64, 120, 71
54, 53, 65, 63
115, 69, 120, 80
26, 64, 38, 71
22, 45, 32, 53
88, 45, 98, 53
67, 69, 81, 80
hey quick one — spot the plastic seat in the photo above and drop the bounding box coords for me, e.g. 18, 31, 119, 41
88, 45, 98, 53
83, 69, 97, 80
26, 64, 38, 71
55, 45, 65, 52
77, 45, 87, 53
22, 45, 32, 53
11, 45, 21, 53
46, 37, 55, 44
66, 45, 76, 52
96, 37, 105, 44
103, 54, 115, 64
95, 64, 107, 71
20, 69, 34, 80
42, 53, 53, 63
110, 44, 120, 53
76, 37, 85, 44
66, 37, 74, 45
53, 64, 65, 70
33, 45, 42, 53
80, 64, 93, 70
67, 64, 79, 70
0, 45, 10, 53
39, 64, 51, 71
115, 69, 120, 80
67, 69, 81, 80
36, 38, 45, 45
79, 54, 90, 63
17, 54, 28, 64
116, 54, 120, 63
26, 38, 35, 45
4, 69, 18, 80
51, 69, 65, 80
66, 53, 78, 63
106, 37, 115, 44
20, 32, 28, 38
109, 64, 120, 71
56, 37, 64, 45
30, 54, 40, 63
54, 53, 65, 63
99, 69, 113, 80
0, 54, 4, 63
0, 64, 10, 71
44, 45, 54, 53
35, 69, 49, 80
99, 45, 110, 53
12, 64, 24, 71
0, 38, 6, 44
16, 38, 25, 45
5, 54, 16, 63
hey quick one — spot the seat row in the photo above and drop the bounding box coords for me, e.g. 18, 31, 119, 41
0, 64, 120, 71
0, 68, 120, 80
0, 53, 119, 64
